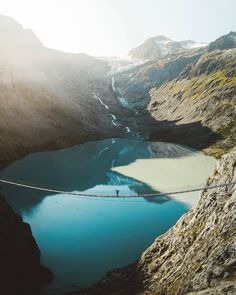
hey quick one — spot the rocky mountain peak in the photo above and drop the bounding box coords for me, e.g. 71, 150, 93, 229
129, 35, 207, 62
151, 35, 172, 42
0, 14, 44, 64
208, 31, 236, 52
0, 14, 43, 47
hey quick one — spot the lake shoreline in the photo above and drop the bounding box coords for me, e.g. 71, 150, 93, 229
0, 139, 216, 294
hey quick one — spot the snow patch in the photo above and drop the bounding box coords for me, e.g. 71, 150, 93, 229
155, 39, 171, 45
181, 41, 208, 50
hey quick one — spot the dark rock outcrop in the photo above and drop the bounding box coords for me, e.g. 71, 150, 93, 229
70, 147, 236, 295
0, 194, 52, 295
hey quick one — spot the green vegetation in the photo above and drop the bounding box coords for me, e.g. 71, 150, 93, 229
204, 115, 236, 158
166, 70, 236, 103
153, 61, 236, 159
218, 115, 236, 136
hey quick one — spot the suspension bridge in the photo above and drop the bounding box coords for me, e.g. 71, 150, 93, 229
0, 177, 235, 199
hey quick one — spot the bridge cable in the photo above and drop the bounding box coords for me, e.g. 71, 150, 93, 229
0, 178, 235, 198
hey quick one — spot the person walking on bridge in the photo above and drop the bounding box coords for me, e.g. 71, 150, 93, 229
115, 189, 120, 197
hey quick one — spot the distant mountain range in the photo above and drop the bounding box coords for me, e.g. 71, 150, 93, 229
0, 12, 235, 168
115, 31, 236, 157
129, 35, 208, 62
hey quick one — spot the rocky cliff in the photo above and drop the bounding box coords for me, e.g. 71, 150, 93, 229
113, 32, 236, 155
71, 147, 236, 295
0, 194, 52, 295
148, 48, 236, 157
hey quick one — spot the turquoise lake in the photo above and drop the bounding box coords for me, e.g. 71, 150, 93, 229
0, 139, 216, 294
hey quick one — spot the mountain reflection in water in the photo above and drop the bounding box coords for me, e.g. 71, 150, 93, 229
0, 139, 214, 294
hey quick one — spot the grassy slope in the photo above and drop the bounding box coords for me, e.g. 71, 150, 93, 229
148, 49, 236, 158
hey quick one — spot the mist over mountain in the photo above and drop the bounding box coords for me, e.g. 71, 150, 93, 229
0, 13, 235, 168
0, 14, 122, 169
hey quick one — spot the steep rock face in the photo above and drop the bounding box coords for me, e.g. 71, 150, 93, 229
136, 148, 236, 295
113, 33, 236, 154
72, 147, 236, 295
0, 194, 52, 295
114, 52, 202, 111
148, 49, 236, 156
115, 32, 236, 112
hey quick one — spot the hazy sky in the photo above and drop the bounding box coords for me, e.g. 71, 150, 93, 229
0, 0, 236, 56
